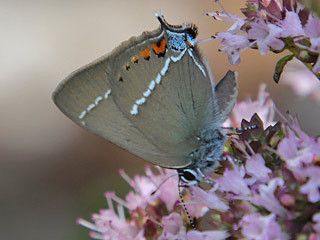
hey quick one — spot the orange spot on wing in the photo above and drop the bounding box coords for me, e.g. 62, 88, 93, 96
125, 63, 130, 70
131, 55, 139, 64
140, 47, 150, 59
151, 39, 167, 55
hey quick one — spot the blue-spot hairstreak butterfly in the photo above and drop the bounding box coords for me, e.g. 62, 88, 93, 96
52, 12, 238, 185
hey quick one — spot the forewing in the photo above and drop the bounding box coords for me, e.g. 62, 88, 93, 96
53, 26, 219, 168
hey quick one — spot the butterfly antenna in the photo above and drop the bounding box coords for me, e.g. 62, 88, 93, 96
223, 125, 256, 136
151, 172, 179, 196
178, 181, 196, 230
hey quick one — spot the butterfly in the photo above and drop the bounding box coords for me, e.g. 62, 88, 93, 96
52, 12, 238, 185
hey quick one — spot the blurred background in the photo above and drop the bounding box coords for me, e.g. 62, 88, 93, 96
1, 0, 319, 239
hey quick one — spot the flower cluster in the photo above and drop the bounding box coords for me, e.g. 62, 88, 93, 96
208, 0, 320, 81
78, 87, 320, 239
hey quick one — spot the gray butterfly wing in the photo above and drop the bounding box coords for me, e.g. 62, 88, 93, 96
215, 71, 238, 123
53, 49, 163, 160
53, 19, 221, 169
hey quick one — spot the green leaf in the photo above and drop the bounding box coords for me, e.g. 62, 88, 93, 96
273, 54, 295, 83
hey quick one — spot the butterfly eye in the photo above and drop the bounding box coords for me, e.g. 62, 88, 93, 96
206, 161, 213, 167
180, 169, 199, 185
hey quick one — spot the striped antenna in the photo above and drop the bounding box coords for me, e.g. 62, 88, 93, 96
178, 181, 196, 230
223, 125, 257, 136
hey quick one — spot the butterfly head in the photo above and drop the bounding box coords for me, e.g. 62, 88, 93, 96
178, 127, 227, 185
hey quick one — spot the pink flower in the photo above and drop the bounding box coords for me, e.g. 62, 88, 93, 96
78, 168, 181, 239
120, 167, 179, 211
277, 128, 298, 159
190, 185, 229, 211
279, 194, 296, 207
299, 166, 320, 203
207, 10, 250, 65
206, 11, 246, 34
304, 15, 320, 45
240, 213, 289, 240
91, 210, 143, 240
181, 202, 208, 219
215, 32, 249, 65
215, 161, 251, 197
251, 178, 288, 217
211, 0, 320, 77
77, 192, 144, 240
280, 11, 304, 38
299, 13, 320, 73
245, 154, 272, 184
304, 14, 320, 72
313, 213, 320, 234
78, 84, 320, 239
186, 230, 230, 240
124, 175, 159, 210
224, 84, 275, 127
159, 213, 186, 240
277, 129, 302, 168
278, 128, 319, 170
153, 169, 180, 212
248, 19, 285, 54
